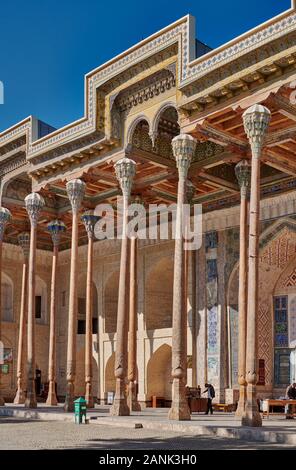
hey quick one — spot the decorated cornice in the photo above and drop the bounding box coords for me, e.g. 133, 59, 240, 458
0, 7, 295, 161
0, 154, 27, 179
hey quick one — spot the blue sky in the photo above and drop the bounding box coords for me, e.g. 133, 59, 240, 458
0, 0, 292, 132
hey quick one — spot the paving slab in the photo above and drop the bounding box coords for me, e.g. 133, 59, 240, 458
1, 404, 296, 445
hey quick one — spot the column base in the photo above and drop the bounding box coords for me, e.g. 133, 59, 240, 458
14, 387, 26, 405
110, 378, 130, 416
64, 381, 75, 412
241, 384, 262, 427
85, 382, 94, 408
127, 382, 141, 412
0, 395, 5, 406
168, 378, 191, 421
25, 392, 37, 408
46, 381, 58, 406
235, 384, 246, 418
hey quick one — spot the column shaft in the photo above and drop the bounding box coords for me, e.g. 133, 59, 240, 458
110, 194, 130, 416
25, 223, 37, 408
191, 250, 197, 388
64, 211, 79, 411
169, 172, 190, 420
14, 259, 28, 404
127, 236, 141, 411
46, 244, 58, 405
242, 154, 261, 426
85, 235, 94, 408
235, 194, 248, 417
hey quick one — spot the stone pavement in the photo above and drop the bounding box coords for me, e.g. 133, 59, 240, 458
0, 416, 295, 450
1, 404, 296, 446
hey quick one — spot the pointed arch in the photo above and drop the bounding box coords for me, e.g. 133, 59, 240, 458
146, 344, 172, 402
126, 115, 151, 145
151, 102, 178, 138
1, 272, 13, 322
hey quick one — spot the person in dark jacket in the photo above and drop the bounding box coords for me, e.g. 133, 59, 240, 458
285, 382, 296, 419
203, 383, 215, 415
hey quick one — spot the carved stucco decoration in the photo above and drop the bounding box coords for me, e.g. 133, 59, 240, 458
1, 11, 295, 160
227, 221, 296, 388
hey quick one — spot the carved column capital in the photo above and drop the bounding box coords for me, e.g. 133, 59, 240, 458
81, 211, 100, 240
172, 134, 197, 178
25, 192, 45, 228
243, 104, 271, 158
114, 157, 136, 197
47, 219, 66, 246
235, 160, 251, 199
66, 179, 86, 213
18, 232, 30, 259
0, 207, 11, 241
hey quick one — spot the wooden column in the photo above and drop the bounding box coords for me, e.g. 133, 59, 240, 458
64, 179, 85, 412
14, 232, 30, 404
81, 212, 100, 408
168, 134, 197, 421
234, 161, 251, 417
127, 235, 141, 411
24, 193, 45, 408
0, 207, 12, 406
242, 104, 270, 427
46, 220, 66, 406
110, 157, 136, 417
186, 181, 197, 388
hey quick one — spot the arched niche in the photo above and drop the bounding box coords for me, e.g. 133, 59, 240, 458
75, 346, 98, 397
1, 272, 13, 322
35, 276, 47, 324
152, 105, 179, 155
104, 272, 119, 334
226, 265, 239, 388
105, 352, 116, 394
146, 344, 172, 402
77, 273, 98, 334
130, 119, 152, 152
145, 257, 174, 330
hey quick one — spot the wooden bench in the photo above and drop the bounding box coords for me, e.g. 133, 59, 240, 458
213, 403, 234, 412
151, 396, 165, 408
262, 399, 296, 418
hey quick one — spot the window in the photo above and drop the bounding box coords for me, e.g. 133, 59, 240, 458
274, 296, 291, 386
257, 359, 265, 385
205, 231, 218, 251
274, 349, 291, 385
77, 320, 86, 335
1, 280, 13, 322
61, 291, 66, 307
92, 318, 98, 334
206, 259, 218, 282
274, 296, 288, 347
35, 296, 42, 319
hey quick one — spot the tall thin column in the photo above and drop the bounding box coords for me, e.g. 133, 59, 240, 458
14, 232, 30, 404
81, 211, 100, 408
242, 104, 270, 427
64, 179, 85, 412
169, 134, 197, 421
127, 235, 141, 411
186, 181, 196, 388
0, 207, 12, 406
110, 157, 136, 416
24, 193, 45, 408
234, 160, 251, 417
46, 220, 66, 406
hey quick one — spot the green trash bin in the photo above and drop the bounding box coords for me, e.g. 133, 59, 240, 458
74, 397, 87, 424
